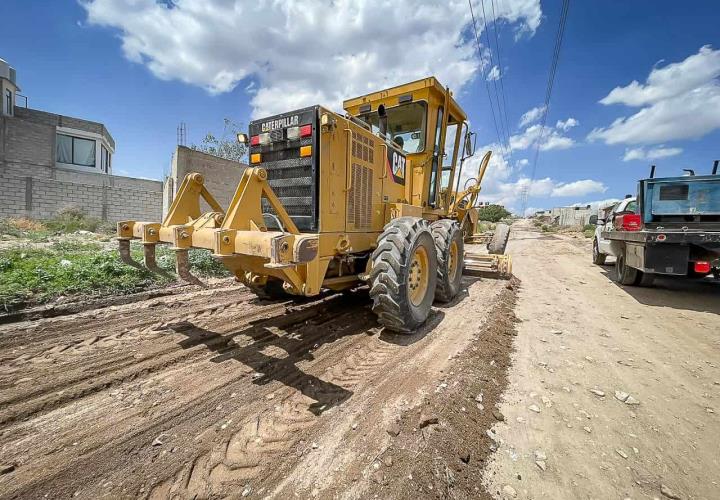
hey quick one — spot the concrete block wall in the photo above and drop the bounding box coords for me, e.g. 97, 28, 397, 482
165, 146, 247, 216
0, 162, 162, 222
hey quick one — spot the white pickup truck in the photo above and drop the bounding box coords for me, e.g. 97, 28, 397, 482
591, 197, 637, 265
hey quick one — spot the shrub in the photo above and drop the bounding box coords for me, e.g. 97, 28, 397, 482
476, 205, 511, 223
45, 206, 102, 233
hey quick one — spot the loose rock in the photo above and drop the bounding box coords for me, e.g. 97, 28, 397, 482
660, 484, 683, 500
535, 460, 546, 471
528, 404, 541, 413
590, 389, 605, 397
616, 449, 628, 459
419, 415, 439, 429
502, 484, 517, 498
386, 421, 401, 436
492, 409, 505, 421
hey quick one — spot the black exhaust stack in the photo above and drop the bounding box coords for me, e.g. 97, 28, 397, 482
378, 104, 388, 137
649, 164, 656, 178
713, 160, 719, 175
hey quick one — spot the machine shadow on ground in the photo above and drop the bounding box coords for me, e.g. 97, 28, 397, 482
599, 267, 720, 314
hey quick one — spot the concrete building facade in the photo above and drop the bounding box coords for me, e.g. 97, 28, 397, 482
0, 57, 163, 222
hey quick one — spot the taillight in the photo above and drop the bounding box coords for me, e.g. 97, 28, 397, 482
250, 135, 260, 146
694, 261, 711, 274
615, 214, 641, 231
287, 124, 312, 140
250, 153, 261, 164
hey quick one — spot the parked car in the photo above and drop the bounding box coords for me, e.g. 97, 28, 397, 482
591, 197, 637, 265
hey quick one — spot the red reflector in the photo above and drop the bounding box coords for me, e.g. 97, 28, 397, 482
250, 135, 260, 146
694, 261, 711, 274
300, 124, 312, 137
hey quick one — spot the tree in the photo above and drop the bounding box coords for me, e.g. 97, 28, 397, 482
476, 204, 511, 223
191, 118, 247, 163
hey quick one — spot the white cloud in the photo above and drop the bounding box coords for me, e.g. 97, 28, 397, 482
82, 0, 542, 118
461, 143, 605, 214
487, 65, 501, 81
555, 117, 578, 131
510, 122, 576, 151
550, 179, 606, 197
622, 146, 683, 162
589, 46, 720, 145
518, 104, 546, 127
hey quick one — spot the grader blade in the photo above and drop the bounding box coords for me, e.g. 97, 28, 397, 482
463, 251, 512, 279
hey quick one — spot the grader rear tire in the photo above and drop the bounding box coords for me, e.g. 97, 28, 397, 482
369, 217, 438, 333
431, 220, 464, 303
488, 223, 510, 255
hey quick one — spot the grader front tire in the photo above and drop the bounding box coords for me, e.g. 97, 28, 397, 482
369, 217, 438, 333
431, 220, 464, 303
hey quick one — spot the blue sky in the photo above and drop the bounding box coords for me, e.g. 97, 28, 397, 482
2, 1, 719, 214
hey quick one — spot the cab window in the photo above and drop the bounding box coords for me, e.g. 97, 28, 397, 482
440, 119, 459, 191
359, 101, 427, 153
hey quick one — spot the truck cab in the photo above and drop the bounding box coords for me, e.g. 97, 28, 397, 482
591, 197, 636, 265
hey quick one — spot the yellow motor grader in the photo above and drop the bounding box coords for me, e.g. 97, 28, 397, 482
118, 77, 510, 332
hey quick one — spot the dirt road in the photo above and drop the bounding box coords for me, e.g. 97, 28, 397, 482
484, 220, 720, 500
0, 262, 515, 499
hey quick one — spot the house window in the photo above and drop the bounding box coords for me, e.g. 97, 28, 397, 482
57, 134, 96, 167
101, 145, 112, 173
4, 89, 11, 116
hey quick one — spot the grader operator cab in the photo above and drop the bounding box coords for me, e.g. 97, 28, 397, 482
117, 77, 510, 332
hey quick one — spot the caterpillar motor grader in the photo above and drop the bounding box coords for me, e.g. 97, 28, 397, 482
117, 77, 510, 332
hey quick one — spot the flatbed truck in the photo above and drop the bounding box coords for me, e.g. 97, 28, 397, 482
597, 162, 720, 286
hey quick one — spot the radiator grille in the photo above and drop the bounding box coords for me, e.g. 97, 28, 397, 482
260, 136, 315, 231
347, 163, 373, 230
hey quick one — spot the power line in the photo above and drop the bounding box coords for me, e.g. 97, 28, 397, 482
480, 0, 512, 160
467, 0, 510, 162
490, 0, 513, 159
521, 0, 570, 215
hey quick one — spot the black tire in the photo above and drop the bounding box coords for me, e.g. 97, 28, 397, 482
592, 238, 607, 265
431, 220, 464, 303
369, 217, 438, 333
488, 223, 510, 255
247, 277, 289, 300
615, 246, 638, 285
635, 271, 655, 287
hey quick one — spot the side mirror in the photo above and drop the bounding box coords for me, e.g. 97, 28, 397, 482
588, 215, 598, 225
464, 130, 476, 158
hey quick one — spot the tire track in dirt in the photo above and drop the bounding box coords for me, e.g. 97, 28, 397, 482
0, 292, 378, 499
0, 297, 293, 425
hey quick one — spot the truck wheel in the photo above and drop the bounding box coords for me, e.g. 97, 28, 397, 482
431, 220, 464, 303
370, 217, 438, 333
615, 247, 638, 285
247, 277, 289, 300
635, 271, 655, 287
488, 223, 510, 255
592, 239, 606, 265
